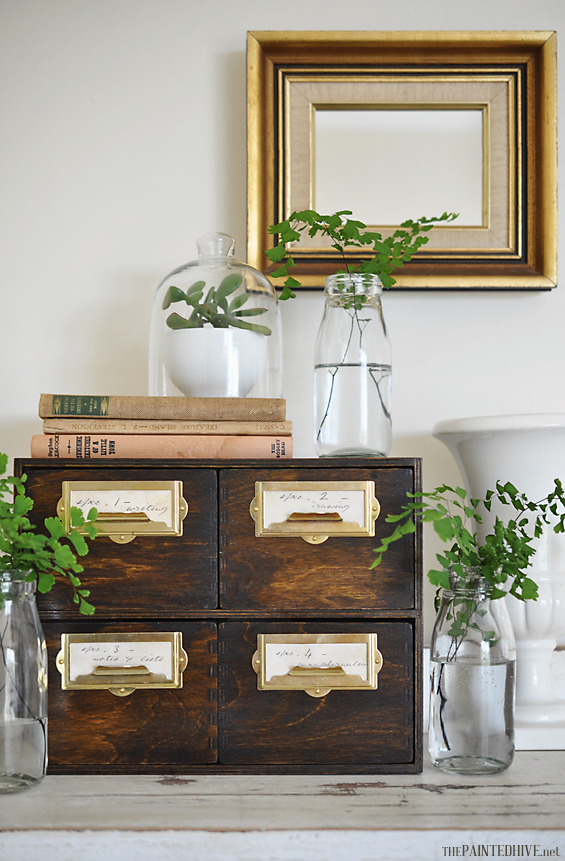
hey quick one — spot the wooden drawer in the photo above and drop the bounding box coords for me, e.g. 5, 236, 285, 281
43, 620, 217, 771
218, 621, 415, 766
19, 461, 218, 617
219, 465, 417, 610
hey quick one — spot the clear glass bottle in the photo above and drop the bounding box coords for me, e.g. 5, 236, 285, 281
149, 233, 283, 398
314, 273, 392, 457
429, 570, 516, 775
0, 570, 48, 793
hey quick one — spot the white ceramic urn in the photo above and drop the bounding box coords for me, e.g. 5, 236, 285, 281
433, 414, 565, 749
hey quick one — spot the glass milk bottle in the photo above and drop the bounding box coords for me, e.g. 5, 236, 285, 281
314, 273, 392, 457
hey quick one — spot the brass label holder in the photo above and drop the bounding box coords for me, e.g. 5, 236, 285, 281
252, 633, 383, 698
57, 480, 188, 544
56, 632, 188, 697
250, 480, 380, 543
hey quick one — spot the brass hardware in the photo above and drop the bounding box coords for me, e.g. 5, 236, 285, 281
93, 664, 151, 676
287, 512, 342, 521
94, 512, 150, 522
56, 632, 188, 697
288, 665, 346, 675
252, 633, 383, 697
250, 481, 380, 542
57, 481, 188, 543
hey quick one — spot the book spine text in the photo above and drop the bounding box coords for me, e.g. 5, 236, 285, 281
31, 434, 293, 459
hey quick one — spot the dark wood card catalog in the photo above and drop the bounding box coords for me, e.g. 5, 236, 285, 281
15, 457, 422, 774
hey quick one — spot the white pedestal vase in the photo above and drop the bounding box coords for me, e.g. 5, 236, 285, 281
433, 414, 565, 750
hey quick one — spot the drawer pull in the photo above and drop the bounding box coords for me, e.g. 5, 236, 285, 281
93, 664, 151, 676
252, 633, 383, 698
56, 632, 188, 697
250, 480, 380, 543
94, 512, 150, 523
57, 480, 188, 543
288, 665, 346, 675
287, 512, 342, 522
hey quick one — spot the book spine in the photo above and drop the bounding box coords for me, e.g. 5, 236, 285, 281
38, 394, 286, 421
31, 435, 293, 459
42, 419, 293, 436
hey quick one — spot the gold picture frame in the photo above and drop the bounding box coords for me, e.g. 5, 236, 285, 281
247, 31, 557, 290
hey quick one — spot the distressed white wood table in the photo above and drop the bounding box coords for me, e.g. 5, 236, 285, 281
1, 752, 564, 861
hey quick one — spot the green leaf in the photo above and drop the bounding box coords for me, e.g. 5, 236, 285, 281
519, 577, 539, 601
279, 276, 301, 301
184, 291, 204, 308
13, 494, 33, 516
233, 307, 268, 318
44, 516, 66, 539
161, 285, 187, 309
70, 507, 85, 528
79, 597, 96, 616
37, 571, 56, 593
433, 518, 457, 542
215, 292, 229, 314
220, 316, 271, 336
83, 523, 97, 540
265, 244, 287, 262
67, 530, 89, 556
428, 568, 451, 591
228, 293, 248, 312
216, 273, 243, 302
185, 280, 206, 297
166, 312, 197, 330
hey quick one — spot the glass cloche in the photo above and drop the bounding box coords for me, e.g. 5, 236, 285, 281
149, 233, 282, 398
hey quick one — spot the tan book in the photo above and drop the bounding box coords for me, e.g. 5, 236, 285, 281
42, 418, 292, 436
31, 434, 292, 460
38, 394, 286, 422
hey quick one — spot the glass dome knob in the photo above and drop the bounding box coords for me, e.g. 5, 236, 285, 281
196, 232, 235, 259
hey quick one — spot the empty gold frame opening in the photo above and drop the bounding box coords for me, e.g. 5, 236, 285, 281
252, 633, 383, 697
56, 632, 188, 697
57, 480, 188, 543
250, 480, 380, 543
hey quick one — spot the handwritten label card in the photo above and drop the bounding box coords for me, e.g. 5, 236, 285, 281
265, 642, 369, 682
263, 489, 366, 528
69, 641, 173, 681
70, 489, 173, 527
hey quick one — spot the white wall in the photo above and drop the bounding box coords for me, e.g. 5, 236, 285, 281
1, 0, 564, 635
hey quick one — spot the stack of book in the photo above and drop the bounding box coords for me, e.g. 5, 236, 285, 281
31, 394, 292, 459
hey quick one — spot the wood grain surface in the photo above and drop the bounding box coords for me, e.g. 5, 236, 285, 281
219, 465, 418, 610
218, 621, 416, 767
17, 462, 219, 617
44, 620, 217, 771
